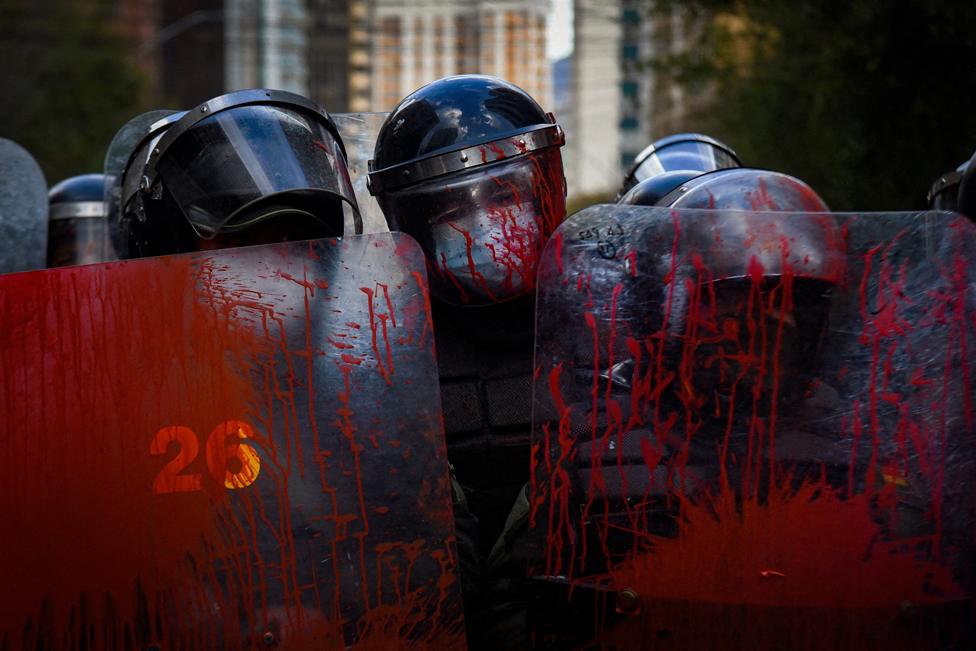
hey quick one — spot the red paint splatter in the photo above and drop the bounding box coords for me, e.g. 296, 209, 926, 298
448, 222, 498, 302
486, 142, 507, 160
360, 287, 394, 385
529, 211, 975, 647
611, 479, 961, 604
0, 244, 465, 648
410, 271, 434, 347
623, 250, 638, 277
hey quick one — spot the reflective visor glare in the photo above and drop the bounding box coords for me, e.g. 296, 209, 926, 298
158, 105, 358, 238
47, 219, 112, 267
635, 141, 738, 183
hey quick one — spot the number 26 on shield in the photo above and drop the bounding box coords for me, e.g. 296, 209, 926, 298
150, 420, 261, 495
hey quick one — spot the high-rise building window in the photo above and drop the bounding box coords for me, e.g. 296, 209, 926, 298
482, 12, 495, 70
414, 16, 424, 86
365, 2, 552, 111
434, 15, 445, 78
455, 15, 472, 74
379, 16, 402, 110
536, 12, 546, 99
505, 11, 516, 81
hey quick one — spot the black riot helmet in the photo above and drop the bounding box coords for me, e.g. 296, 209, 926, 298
618, 163, 839, 413
620, 166, 831, 213
47, 174, 114, 267
368, 75, 567, 306
618, 133, 741, 199
120, 89, 360, 259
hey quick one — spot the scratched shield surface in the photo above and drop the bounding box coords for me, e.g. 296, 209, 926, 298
0, 233, 465, 649
528, 206, 976, 649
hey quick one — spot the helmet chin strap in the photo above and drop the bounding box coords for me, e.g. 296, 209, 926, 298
189, 192, 350, 241
218, 206, 322, 233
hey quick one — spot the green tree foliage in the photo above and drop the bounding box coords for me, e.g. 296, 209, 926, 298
0, 0, 147, 184
652, 0, 976, 210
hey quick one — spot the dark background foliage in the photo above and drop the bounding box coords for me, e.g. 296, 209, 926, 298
652, 0, 976, 210
0, 0, 148, 185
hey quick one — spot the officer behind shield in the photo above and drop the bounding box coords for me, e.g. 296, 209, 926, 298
482, 135, 842, 649
617, 159, 847, 498
117, 89, 360, 258
368, 74, 568, 645
47, 174, 115, 267
116, 87, 486, 642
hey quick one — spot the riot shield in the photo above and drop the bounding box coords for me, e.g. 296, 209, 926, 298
0, 139, 48, 273
104, 110, 183, 181
529, 205, 976, 649
0, 233, 466, 649
333, 112, 389, 234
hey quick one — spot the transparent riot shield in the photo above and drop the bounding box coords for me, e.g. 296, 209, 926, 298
0, 138, 48, 273
333, 112, 389, 234
102, 109, 182, 261
0, 233, 466, 649
528, 206, 976, 649
104, 110, 183, 181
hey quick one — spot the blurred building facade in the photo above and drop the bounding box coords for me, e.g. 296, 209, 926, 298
117, 0, 551, 113
619, 1, 703, 173
564, 0, 620, 199
371, 0, 551, 111
558, 0, 706, 201
618, 0, 651, 173
225, 0, 309, 94
117, 0, 702, 200
116, 0, 224, 108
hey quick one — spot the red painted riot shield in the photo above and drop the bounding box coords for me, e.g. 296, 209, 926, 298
0, 234, 465, 649
529, 206, 976, 649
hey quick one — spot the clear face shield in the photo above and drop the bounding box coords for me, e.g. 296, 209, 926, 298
150, 104, 359, 238
632, 140, 740, 184
620, 134, 741, 197
376, 146, 565, 305
371, 122, 566, 306
47, 204, 113, 267
121, 91, 362, 258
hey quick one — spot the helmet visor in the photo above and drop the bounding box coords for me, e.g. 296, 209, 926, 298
634, 140, 739, 184
156, 105, 359, 238
377, 147, 566, 306
47, 218, 114, 267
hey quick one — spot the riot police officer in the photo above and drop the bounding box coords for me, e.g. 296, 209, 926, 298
368, 74, 568, 644
116, 88, 485, 644
483, 137, 840, 649
47, 174, 114, 267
